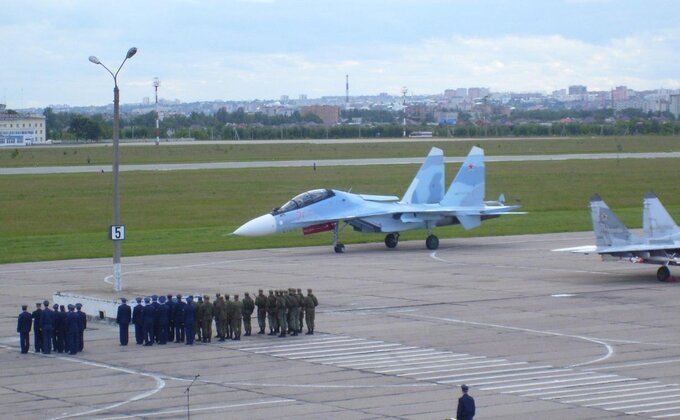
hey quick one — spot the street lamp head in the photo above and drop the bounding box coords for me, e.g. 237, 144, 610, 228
88, 55, 101, 65
126, 47, 138, 59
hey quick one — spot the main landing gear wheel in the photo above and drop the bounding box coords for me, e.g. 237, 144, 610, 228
425, 235, 439, 250
657, 266, 671, 282
385, 233, 399, 249
334, 243, 346, 253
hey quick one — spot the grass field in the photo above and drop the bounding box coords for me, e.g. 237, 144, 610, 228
1, 135, 680, 167
2, 155, 679, 264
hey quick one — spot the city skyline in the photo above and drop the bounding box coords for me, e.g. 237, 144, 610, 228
3, 0, 680, 109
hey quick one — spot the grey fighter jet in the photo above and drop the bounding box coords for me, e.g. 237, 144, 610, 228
234, 146, 523, 253
554, 192, 680, 281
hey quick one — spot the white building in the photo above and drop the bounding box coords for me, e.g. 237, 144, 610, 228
0, 107, 47, 146
670, 94, 680, 119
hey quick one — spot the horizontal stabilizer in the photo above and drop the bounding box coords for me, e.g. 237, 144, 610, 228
552, 245, 598, 254
458, 214, 481, 230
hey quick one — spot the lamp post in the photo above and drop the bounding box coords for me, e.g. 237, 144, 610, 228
89, 47, 138, 292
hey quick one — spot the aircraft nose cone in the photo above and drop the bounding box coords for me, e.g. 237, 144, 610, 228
234, 214, 277, 236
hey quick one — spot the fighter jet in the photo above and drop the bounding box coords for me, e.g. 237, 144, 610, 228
234, 146, 523, 253
554, 192, 680, 281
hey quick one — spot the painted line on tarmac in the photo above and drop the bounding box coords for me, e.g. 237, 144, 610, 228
406, 313, 615, 368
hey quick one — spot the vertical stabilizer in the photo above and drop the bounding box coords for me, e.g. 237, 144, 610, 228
590, 194, 642, 248
440, 146, 485, 207
643, 192, 680, 238
401, 147, 445, 204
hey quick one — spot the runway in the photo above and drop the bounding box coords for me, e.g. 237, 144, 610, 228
2, 231, 680, 419
3, 151, 680, 175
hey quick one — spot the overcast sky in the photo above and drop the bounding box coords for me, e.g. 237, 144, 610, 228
3, 0, 679, 108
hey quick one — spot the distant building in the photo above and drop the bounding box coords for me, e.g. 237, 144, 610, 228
0, 108, 47, 146
613, 86, 628, 102
300, 105, 340, 126
670, 94, 680, 119
568, 85, 587, 95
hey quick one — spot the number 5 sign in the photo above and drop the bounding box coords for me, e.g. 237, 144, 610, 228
109, 225, 126, 241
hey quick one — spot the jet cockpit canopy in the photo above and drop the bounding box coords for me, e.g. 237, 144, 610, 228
272, 189, 335, 214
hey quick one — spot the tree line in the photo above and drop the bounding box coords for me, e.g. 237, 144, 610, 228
41, 107, 679, 141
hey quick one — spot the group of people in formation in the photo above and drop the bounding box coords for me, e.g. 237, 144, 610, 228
16, 300, 86, 355
115, 288, 319, 346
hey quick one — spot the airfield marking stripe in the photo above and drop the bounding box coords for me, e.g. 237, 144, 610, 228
376, 358, 497, 373
526, 381, 661, 398
282, 343, 404, 358
564, 388, 680, 404
325, 350, 450, 365
653, 412, 680, 418
456, 368, 571, 385
267, 341, 394, 354
405, 362, 528, 379
304, 347, 421, 362
470, 371, 588, 386
239, 336, 351, 350
389, 359, 512, 376
436, 366, 556, 384
264, 342, 397, 357
334, 353, 469, 368
481, 374, 619, 391
602, 398, 680, 411
585, 394, 680, 408
416, 364, 533, 381
285, 345, 406, 360
495, 377, 632, 394
588, 358, 680, 371
245, 338, 366, 352
633, 404, 680, 414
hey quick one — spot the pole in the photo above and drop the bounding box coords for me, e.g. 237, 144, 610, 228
186, 374, 199, 419
112, 84, 122, 292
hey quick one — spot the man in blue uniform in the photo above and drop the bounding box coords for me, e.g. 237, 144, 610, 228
66, 304, 79, 355
75, 303, 86, 352
184, 296, 196, 345
56, 305, 67, 353
151, 295, 160, 343
174, 294, 185, 343
166, 294, 175, 342
116, 297, 132, 345
17, 305, 32, 354
456, 384, 476, 420
40, 300, 55, 354
132, 297, 144, 345
142, 297, 155, 346
31, 302, 42, 353
157, 295, 170, 344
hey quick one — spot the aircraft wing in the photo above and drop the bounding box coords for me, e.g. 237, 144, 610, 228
553, 244, 680, 254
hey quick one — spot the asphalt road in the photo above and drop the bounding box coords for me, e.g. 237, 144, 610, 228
2, 232, 680, 419
3, 151, 680, 175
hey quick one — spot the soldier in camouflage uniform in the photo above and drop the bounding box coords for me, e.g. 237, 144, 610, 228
255, 289, 267, 334
201, 295, 213, 343
286, 289, 299, 336
195, 296, 204, 342
296, 288, 305, 334
232, 294, 243, 340
304, 288, 318, 334
224, 294, 233, 339
242, 292, 255, 336
215, 294, 227, 341
267, 290, 278, 335
276, 290, 287, 337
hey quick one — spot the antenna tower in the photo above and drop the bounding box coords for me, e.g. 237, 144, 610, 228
153, 77, 160, 145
